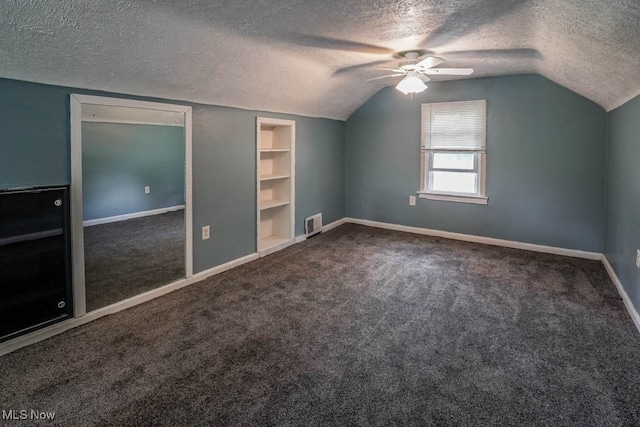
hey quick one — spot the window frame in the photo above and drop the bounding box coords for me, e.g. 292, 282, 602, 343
418, 100, 488, 205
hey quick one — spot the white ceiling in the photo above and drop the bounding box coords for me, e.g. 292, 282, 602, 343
1, 0, 639, 120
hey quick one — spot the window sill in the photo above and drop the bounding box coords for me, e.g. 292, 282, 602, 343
417, 192, 488, 205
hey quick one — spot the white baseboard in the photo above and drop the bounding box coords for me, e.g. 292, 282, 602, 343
294, 217, 349, 244
2, 217, 352, 354
601, 256, 640, 334
259, 240, 295, 257
0, 252, 258, 356
345, 218, 602, 260
345, 217, 639, 334
324, 217, 348, 232
83, 205, 185, 227
3, 216, 633, 356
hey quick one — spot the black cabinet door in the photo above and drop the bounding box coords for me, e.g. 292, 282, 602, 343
0, 186, 73, 342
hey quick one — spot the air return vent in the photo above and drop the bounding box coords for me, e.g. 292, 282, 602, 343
305, 213, 322, 237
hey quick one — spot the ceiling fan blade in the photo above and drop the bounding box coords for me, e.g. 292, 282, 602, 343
443, 48, 542, 60
422, 68, 474, 75
418, 74, 431, 82
419, 0, 533, 49
368, 67, 406, 74
333, 60, 395, 76
366, 74, 405, 81
415, 56, 445, 70
278, 32, 394, 54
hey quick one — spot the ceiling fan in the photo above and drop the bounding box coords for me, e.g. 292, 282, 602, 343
259, 0, 540, 97
367, 51, 474, 95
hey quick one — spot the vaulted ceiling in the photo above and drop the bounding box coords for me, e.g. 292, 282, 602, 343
2, 0, 639, 120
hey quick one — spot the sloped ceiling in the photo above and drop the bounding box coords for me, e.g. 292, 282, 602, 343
1, 0, 639, 120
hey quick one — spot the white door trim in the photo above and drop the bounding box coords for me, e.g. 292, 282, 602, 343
70, 94, 194, 317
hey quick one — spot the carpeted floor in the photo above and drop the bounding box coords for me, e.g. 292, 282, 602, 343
84, 210, 185, 312
2, 224, 640, 426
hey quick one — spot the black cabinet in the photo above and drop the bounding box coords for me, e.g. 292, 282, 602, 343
0, 186, 73, 342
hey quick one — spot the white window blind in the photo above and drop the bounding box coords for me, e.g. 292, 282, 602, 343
419, 99, 488, 204
421, 100, 486, 150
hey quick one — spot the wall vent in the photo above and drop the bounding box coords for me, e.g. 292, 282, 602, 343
305, 213, 322, 237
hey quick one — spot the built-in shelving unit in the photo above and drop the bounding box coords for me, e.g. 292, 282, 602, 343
257, 117, 295, 256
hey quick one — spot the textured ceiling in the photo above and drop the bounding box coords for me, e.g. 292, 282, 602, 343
1, 0, 639, 120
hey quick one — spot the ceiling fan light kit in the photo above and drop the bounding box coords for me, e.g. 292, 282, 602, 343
396, 71, 427, 95
365, 50, 474, 97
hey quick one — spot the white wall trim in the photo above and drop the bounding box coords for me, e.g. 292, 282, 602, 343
81, 103, 185, 127
346, 218, 639, 332
81, 117, 183, 127
259, 241, 295, 257
71, 95, 192, 113
7, 215, 636, 355
0, 252, 258, 356
294, 217, 349, 244
324, 217, 348, 232
83, 205, 185, 227
345, 218, 602, 260
1, 214, 346, 355
184, 108, 194, 278
70, 95, 87, 316
601, 256, 640, 334
418, 192, 488, 205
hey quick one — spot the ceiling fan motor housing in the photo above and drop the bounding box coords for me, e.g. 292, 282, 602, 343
399, 60, 418, 71
398, 51, 423, 71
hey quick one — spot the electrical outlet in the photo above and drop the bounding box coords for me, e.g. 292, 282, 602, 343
202, 225, 210, 240
144, 186, 150, 194
409, 195, 416, 206
636, 249, 640, 268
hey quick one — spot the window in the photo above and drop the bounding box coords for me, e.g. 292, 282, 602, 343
419, 100, 488, 204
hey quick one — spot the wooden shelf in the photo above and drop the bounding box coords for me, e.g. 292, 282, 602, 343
260, 199, 289, 210
260, 173, 290, 181
258, 235, 290, 252
257, 117, 294, 257
260, 148, 290, 153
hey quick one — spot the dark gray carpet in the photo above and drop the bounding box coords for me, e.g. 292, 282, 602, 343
84, 210, 185, 312
2, 224, 640, 426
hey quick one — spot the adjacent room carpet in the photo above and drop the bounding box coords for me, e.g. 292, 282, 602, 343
2, 224, 640, 426
83, 210, 185, 312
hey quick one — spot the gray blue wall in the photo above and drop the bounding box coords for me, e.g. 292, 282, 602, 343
604, 93, 640, 315
82, 123, 185, 221
190, 107, 345, 270
345, 74, 607, 252
1, 73, 626, 282
0, 78, 345, 273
